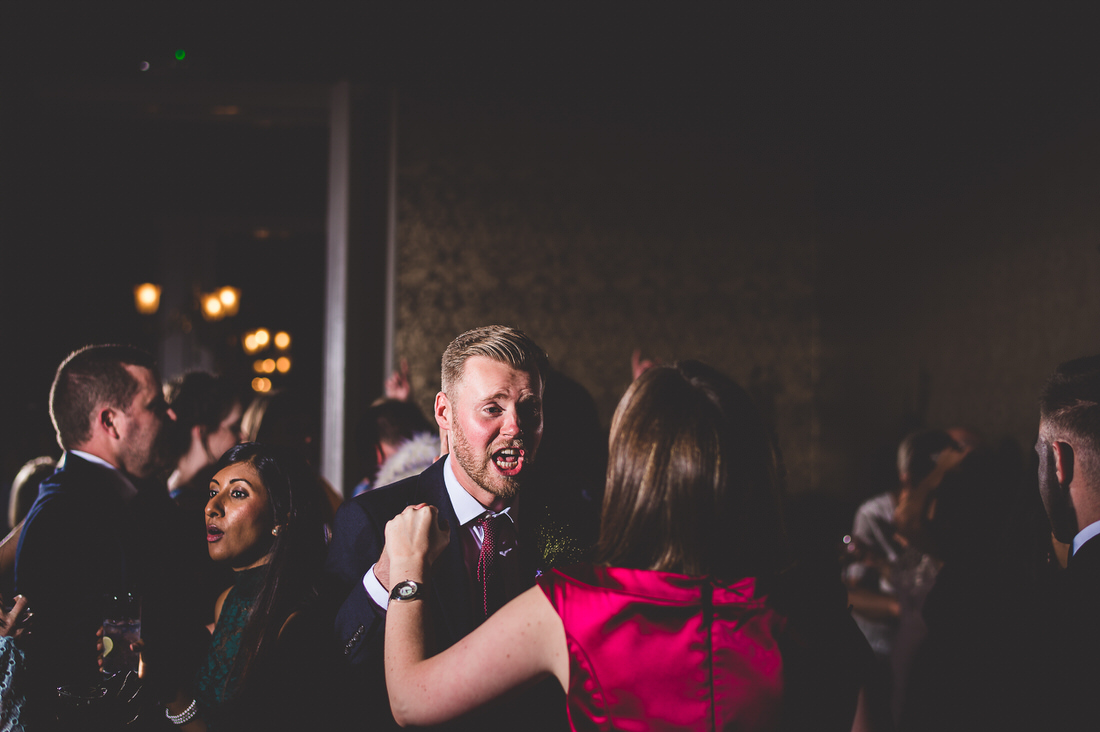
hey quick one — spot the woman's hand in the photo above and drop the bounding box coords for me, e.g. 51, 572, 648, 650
385, 504, 451, 570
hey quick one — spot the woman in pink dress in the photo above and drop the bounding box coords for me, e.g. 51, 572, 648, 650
384, 361, 872, 731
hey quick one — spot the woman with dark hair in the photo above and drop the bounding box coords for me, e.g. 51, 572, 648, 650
153, 442, 333, 731
162, 372, 246, 619
384, 361, 872, 731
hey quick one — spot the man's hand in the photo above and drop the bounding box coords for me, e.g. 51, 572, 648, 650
0, 594, 29, 638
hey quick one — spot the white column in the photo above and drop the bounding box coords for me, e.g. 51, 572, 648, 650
321, 81, 352, 490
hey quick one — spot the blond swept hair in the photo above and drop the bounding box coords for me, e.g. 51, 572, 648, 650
440, 326, 548, 397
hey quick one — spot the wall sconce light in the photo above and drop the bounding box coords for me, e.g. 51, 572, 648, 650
200, 286, 241, 322
243, 328, 290, 369
217, 286, 240, 317
133, 283, 162, 315
201, 293, 224, 321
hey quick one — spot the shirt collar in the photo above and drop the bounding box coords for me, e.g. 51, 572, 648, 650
443, 454, 517, 527
70, 449, 119, 471
1073, 519, 1100, 556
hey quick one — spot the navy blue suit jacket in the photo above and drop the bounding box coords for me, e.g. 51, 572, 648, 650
16, 452, 203, 695
326, 457, 479, 665
16, 453, 135, 688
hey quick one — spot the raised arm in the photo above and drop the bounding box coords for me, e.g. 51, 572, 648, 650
383, 505, 569, 727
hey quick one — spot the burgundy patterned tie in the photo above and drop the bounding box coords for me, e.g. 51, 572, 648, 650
476, 513, 508, 619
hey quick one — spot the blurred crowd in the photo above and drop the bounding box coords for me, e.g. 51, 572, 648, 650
0, 329, 1096, 732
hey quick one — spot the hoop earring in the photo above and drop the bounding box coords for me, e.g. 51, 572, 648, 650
271, 525, 283, 537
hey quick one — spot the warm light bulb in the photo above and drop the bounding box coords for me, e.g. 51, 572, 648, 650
274, 331, 291, 350
243, 333, 258, 353
276, 357, 291, 373
133, 283, 161, 314
253, 360, 266, 374
254, 329, 270, 347
202, 295, 223, 320
251, 377, 271, 393
215, 287, 240, 316
262, 359, 276, 374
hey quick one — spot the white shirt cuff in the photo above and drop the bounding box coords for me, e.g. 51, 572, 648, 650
363, 563, 391, 609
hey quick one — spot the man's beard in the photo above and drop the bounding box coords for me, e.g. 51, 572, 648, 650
450, 419, 526, 501
121, 427, 166, 480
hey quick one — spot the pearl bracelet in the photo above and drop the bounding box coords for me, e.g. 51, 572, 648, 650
166, 698, 198, 725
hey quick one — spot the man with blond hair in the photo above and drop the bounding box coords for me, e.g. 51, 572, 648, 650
326, 325, 566, 730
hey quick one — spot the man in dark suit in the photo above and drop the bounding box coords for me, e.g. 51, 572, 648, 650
326, 325, 566, 730
15, 345, 194, 722
1036, 354, 1100, 727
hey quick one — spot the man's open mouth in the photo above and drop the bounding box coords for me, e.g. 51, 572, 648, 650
492, 447, 525, 476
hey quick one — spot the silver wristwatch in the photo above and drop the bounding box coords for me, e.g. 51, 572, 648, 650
389, 580, 425, 602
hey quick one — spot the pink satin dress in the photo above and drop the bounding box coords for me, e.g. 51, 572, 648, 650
538, 564, 788, 732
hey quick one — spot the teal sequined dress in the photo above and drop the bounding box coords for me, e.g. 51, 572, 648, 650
194, 564, 267, 726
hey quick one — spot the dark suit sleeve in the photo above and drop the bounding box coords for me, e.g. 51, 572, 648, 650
325, 495, 390, 664
16, 494, 106, 684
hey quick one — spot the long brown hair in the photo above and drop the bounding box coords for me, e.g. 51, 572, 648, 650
593, 361, 788, 580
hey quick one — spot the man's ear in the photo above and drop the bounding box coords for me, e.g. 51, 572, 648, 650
1052, 440, 1075, 486
434, 391, 451, 432
98, 407, 121, 440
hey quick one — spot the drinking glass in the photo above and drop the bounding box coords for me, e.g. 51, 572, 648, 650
101, 593, 141, 675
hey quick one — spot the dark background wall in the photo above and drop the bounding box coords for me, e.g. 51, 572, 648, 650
4, 5, 1100, 507
393, 96, 822, 493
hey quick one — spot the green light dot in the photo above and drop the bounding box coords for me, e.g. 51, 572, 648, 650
175, 49, 186, 61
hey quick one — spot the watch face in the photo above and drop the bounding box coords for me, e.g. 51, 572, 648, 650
392, 580, 422, 601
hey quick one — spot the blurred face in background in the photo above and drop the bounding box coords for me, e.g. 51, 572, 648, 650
205, 400, 244, 463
